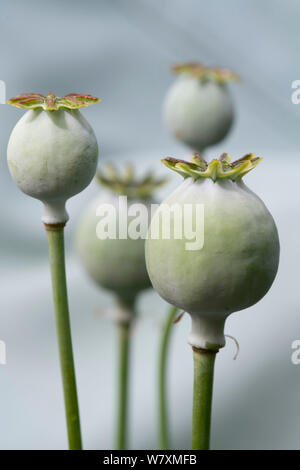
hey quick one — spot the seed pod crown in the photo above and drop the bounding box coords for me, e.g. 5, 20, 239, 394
8, 92, 100, 110
162, 153, 262, 182
97, 163, 167, 198
171, 62, 240, 84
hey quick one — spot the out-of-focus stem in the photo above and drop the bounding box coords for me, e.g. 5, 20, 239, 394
115, 296, 135, 450
158, 304, 178, 449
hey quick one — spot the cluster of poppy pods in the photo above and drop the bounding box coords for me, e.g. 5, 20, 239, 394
5, 63, 279, 450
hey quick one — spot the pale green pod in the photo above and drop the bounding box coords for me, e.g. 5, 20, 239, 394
145, 154, 280, 350
163, 63, 240, 153
7, 92, 99, 224
75, 164, 167, 318
75, 192, 152, 302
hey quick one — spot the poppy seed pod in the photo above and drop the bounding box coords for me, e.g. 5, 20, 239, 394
145, 153, 280, 350
6, 92, 100, 449
7, 92, 99, 224
163, 63, 240, 153
75, 164, 167, 316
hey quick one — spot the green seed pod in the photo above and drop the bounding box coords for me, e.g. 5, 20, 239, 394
163, 63, 240, 153
7, 92, 99, 224
75, 164, 167, 318
145, 153, 280, 350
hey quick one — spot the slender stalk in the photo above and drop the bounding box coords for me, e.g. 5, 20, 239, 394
114, 295, 135, 450
192, 347, 217, 450
116, 320, 131, 450
158, 304, 178, 449
45, 224, 82, 450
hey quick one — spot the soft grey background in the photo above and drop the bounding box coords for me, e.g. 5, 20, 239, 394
0, 0, 299, 450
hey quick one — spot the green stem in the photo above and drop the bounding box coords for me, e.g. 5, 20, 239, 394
192, 348, 217, 450
114, 295, 135, 450
116, 320, 131, 450
45, 224, 82, 450
158, 304, 178, 450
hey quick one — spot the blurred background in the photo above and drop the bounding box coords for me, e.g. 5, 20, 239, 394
0, 0, 299, 450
